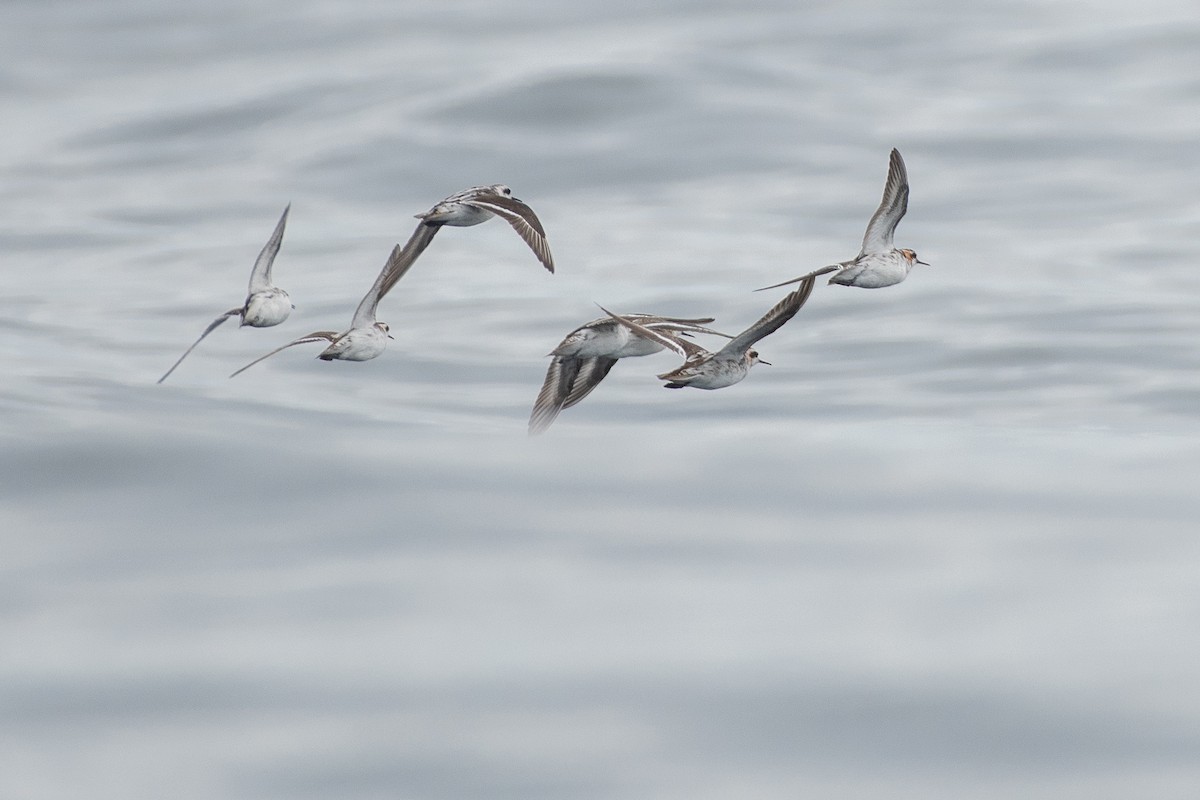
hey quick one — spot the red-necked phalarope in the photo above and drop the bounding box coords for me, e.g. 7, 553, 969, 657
529, 314, 732, 434
392, 184, 554, 283
229, 242, 410, 376
757, 149, 927, 291
158, 205, 293, 383
602, 275, 816, 390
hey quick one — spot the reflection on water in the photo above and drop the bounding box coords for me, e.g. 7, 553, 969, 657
3, 0, 1200, 798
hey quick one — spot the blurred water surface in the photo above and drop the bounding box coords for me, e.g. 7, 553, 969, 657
2, 1, 1200, 798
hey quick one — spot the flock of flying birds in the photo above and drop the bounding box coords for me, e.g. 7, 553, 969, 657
158, 148, 926, 435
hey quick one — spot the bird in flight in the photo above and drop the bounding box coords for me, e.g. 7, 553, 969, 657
757, 149, 926, 291
158, 205, 293, 383
229, 242, 410, 375
602, 275, 817, 390
529, 313, 732, 434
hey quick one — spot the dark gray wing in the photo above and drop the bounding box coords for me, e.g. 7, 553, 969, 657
157, 308, 240, 384
248, 204, 290, 294
646, 321, 734, 340
529, 354, 623, 435
753, 264, 840, 292
351, 242, 412, 330
377, 223, 441, 300
560, 357, 619, 410
859, 148, 909, 256
229, 331, 339, 378
625, 314, 716, 326
464, 193, 554, 273
528, 356, 581, 435
719, 275, 816, 356
597, 305, 689, 358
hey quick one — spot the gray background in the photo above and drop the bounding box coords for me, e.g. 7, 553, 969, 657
2, 0, 1199, 798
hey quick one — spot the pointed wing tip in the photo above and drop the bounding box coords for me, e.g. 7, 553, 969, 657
271, 204, 291, 232
527, 401, 562, 436
229, 355, 272, 377
797, 274, 817, 302
754, 277, 800, 292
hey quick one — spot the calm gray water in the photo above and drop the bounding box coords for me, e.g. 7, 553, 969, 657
3, 1, 1200, 798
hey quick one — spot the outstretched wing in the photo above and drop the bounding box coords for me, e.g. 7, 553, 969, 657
859, 148, 909, 256
596, 305, 690, 358
528, 356, 580, 435
646, 321, 734, 340
753, 264, 840, 292
666, 334, 710, 359
528, 354, 625, 436
720, 275, 816, 356
228, 331, 339, 378
157, 308, 240, 384
349, 242, 410, 331
248, 204, 290, 294
377, 223, 441, 300
560, 357, 619, 410
631, 315, 716, 325
464, 193, 554, 273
